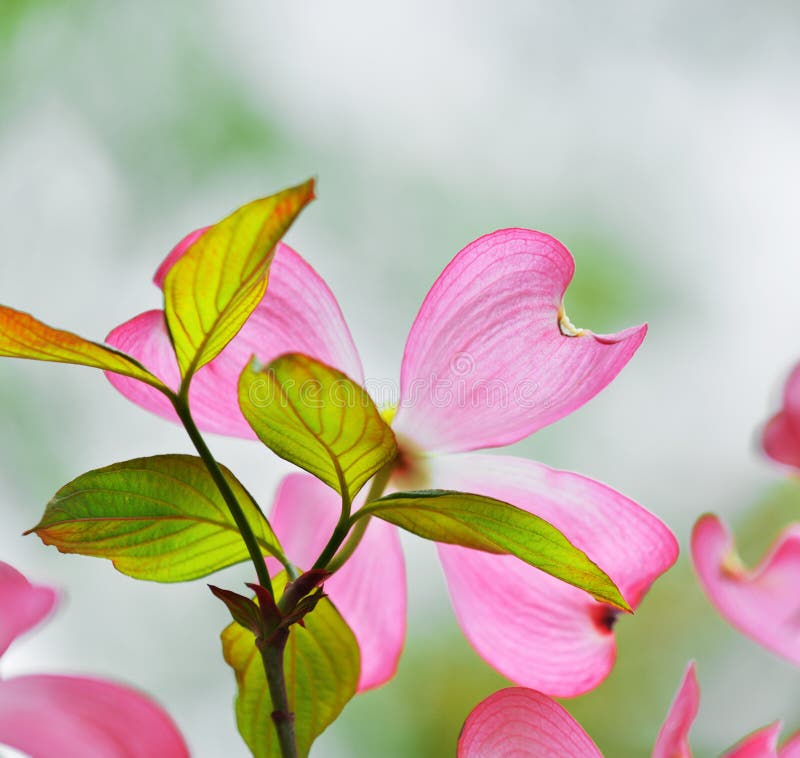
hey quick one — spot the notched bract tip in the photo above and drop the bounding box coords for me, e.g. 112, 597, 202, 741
720, 549, 746, 579
558, 306, 585, 337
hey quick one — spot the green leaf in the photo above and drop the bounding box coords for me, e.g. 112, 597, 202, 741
238, 353, 397, 503
357, 489, 630, 611
28, 454, 284, 582
164, 179, 315, 381
222, 572, 360, 758
0, 306, 166, 390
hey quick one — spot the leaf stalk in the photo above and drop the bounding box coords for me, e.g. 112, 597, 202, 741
312, 458, 395, 571
171, 394, 273, 596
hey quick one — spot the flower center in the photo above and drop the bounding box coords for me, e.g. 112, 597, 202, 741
558, 305, 585, 337
380, 405, 431, 490
390, 439, 431, 490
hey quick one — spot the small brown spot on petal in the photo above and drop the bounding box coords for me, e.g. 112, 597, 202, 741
591, 605, 620, 634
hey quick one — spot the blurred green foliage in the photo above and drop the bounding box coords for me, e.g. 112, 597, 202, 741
0, 367, 68, 499
327, 620, 507, 757
564, 232, 663, 333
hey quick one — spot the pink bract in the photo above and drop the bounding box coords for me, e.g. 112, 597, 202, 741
654, 665, 800, 758
762, 362, 800, 470
459, 663, 800, 757
780, 732, 800, 758
429, 453, 676, 697
651, 662, 698, 758
0, 561, 188, 757
393, 229, 646, 454
691, 514, 800, 666
106, 223, 678, 696
267, 474, 406, 692
457, 687, 602, 758
723, 724, 783, 758
0, 561, 56, 658
107, 237, 363, 438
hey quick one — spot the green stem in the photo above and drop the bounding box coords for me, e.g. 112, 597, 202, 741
259, 632, 297, 758
311, 513, 350, 571
363, 461, 393, 503
313, 459, 394, 571
311, 473, 352, 570
326, 516, 369, 573
171, 395, 273, 596
171, 393, 298, 757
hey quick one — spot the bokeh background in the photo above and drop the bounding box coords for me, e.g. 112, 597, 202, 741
2, 2, 800, 755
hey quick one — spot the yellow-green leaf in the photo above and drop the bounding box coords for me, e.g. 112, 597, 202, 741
164, 179, 315, 381
0, 306, 165, 390
358, 489, 630, 611
222, 572, 359, 758
238, 354, 397, 504
29, 454, 283, 582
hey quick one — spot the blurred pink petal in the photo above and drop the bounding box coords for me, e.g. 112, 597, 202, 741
430, 453, 677, 696
105, 309, 181, 421
457, 687, 602, 758
152, 226, 211, 288
105, 229, 212, 422
393, 229, 646, 454
0, 675, 189, 758
722, 723, 781, 758
0, 562, 188, 756
107, 242, 363, 437
763, 412, 800, 470
762, 363, 800, 469
0, 561, 57, 658
456, 671, 800, 757
780, 730, 800, 758
691, 514, 800, 665
652, 662, 699, 758
268, 474, 406, 691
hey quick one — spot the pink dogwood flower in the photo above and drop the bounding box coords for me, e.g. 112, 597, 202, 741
106, 226, 678, 695
458, 663, 800, 757
0, 560, 188, 757
762, 362, 800, 470
692, 513, 800, 666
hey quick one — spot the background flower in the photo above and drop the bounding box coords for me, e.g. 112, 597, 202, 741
691, 514, 800, 666
0, 561, 188, 758
762, 363, 800, 470
459, 664, 800, 757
